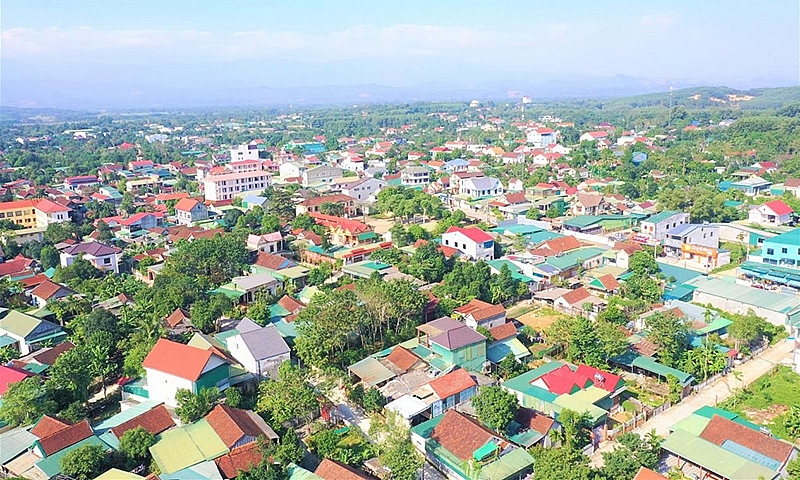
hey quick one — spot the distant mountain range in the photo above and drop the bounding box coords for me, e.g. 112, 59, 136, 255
1, 73, 797, 114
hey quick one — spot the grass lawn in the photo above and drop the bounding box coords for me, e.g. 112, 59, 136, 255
719, 365, 800, 440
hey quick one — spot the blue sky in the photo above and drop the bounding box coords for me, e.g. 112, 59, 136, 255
2, 1, 798, 108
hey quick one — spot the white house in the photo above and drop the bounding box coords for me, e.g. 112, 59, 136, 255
0, 310, 66, 356
203, 171, 271, 202
279, 161, 305, 179
174, 198, 209, 225
140, 339, 231, 406
230, 144, 260, 162
224, 318, 290, 379
748, 200, 793, 226
641, 211, 691, 241
458, 177, 503, 198
246, 232, 283, 253
401, 166, 430, 186
60, 241, 122, 274
340, 154, 366, 173
441, 226, 495, 260
453, 298, 507, 329
339, 177, 387, 202
507, 178, 524, 192
34, 199, 72, 226
527, 128, 557, 148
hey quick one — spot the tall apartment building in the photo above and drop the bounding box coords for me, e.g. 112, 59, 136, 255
0, 199, 71, 229
230, 144, 261, 162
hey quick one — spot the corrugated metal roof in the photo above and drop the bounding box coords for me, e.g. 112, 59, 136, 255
687, 277, 800, 317
477, 448, 533, 480
661, 429, 777, 480
160, 459, 223, 480
0, 427, 38, 464
35, 436, 111, 478
150, 419, 229, 475
347, 356, 396, 386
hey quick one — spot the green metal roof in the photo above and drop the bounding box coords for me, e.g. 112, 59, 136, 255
347, 356, 396, 386
478, 448, 533, 480
656, 262, 703, 284
671, 414, 712, 436
613, 351, 694, 385
694, 317, 733, 335
487, 337, 529, 363
553, 393, 608, 424
36, 436, 111, 478
410, 413, 444, 439
693, 406, 763, 431
0, 310, 47, 338
687, 276, 800, 319
473, 441, 499, 461
160, 460, 223, 480
149, 419, 229, 475
661, 429, 777, 480
545, 247, 608, 270
502, 362, 563, 402
643, 211, 682, 224
287, 463, 324, 480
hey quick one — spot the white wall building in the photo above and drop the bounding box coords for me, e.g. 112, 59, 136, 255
203, 171, 271, 201
641, 211, 691, 241
230, 144, 260, 162
441, 226, 495, 260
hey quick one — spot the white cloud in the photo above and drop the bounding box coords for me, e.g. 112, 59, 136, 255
640, 12, 680, 27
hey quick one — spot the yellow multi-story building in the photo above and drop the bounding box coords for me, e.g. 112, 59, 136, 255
0, 199, 71, 229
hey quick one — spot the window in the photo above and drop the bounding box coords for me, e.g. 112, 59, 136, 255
767, 248, 774, 255
103, 258, 111, 265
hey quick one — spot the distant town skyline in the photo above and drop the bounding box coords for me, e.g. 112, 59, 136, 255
2, 0, 799, 109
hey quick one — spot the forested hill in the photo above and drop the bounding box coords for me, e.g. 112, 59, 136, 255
603, 86, 800, 111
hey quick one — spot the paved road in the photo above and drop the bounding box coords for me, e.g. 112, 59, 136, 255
589, 339, 795, 467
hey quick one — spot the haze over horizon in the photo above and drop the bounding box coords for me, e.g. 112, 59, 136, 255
2, 0, 799, 110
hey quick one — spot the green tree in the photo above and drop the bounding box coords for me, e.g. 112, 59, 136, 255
546, 206, 561, 218
256, 361, 318, 425
53, 256, 103, 288
0, 377, 56, 427
628, 250, 659, 277
47, 347, 94, 404
362, 388, 387, 413
175, 387, 220, 424
319, 202, 345, 216
559, 409, 593, 450
471, 385, 519, 432
273, 429, 306, 467
39, 245, 60, 269
118, 426, 156, 466
96, 220, 115, 243
190, 293, 233, 333
59, 444, 108, 480
267, 187, 298, 220
728, 309, 767, 349
375, 412, 423, 480
601, 431, 661, 480
646, 312, 689, 368
531, 446, 593, 480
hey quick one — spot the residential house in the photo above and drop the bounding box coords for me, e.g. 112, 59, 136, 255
580, 131, 610, 142
509, 407, 561, 448
278, 161, 304, 179
63, 175, 100, 192
60, 241, 122, 274
425, 368, 478, 417
339, 177, 387, 202
572, 193, 605, 216
0, 364, 36, 395
748, 200, 793, 226
401, 166, 430, 186
415, 317, 487, 372
29, 280, 75, 307
662, 409, 798, 480
608, 242, 643, 270
302, 165, 343, 186
224, 272, 282, 304
230, 144, 261, 162
663, 224, 730, 270
441, 226, 495, 260
640, 211, 691, 242
224, 318, 290, 379
527, 127, 557, 148
785, 178, 800, 197
139, 338, 231, 406
507, 178, 524, 192
553, 287, 607, 319
206, 404, 278, 449
246, 232, 283, 254
453, 299, 507, 329
503, 361, 625, 429
315, 458, 372, 480
164, 308, 192, 333
296, 194, 357, 216
728, 175, 772, 196
93, 403, 175, 449
458, 176, 503, 198
410, 409, 533, 480
0, 310, 66, 355
310, 212, 374, 246
174, 197, 209, 225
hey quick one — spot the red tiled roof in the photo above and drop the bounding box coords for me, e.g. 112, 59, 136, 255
30, 415, 70, 439
385, 346, 421, 373
785, 178, 800, 188
762, 199, 793, 216
174, 198, 201, 212
19, 274, 49, 288
559, 287, 591, 306
35, 198, 71, 213
310, 212, 371, 235
515, 407, 555, 434
0, 365, 36, 395
428, 368, 477, 400
205, 404, 277, 449
489, 322, 518, 341
633, 467, 668, 480
538, 236, 581, 255
502, 192, 528, 205
214, 442, 263, 479
431, 410, 496, 461
0, 255, 34, 277
30, 280, 73, 301
142, 339, 219, 381
575, 364, 622, 392
38, 420, 93, 456
596, 274, 620, 292
444, 226, 493, 243
539, 364, 592, 395
315, 458, 372, 480
630, 339, 659, 357
254, 252, 296, 270
165, 308, 190, 328
700, 415, 794, 465
454, 298, 505, 322
277, 295, 304, 314
302, 194, 355, 207
30, 341, 75, 366
110, 404, 175, 439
